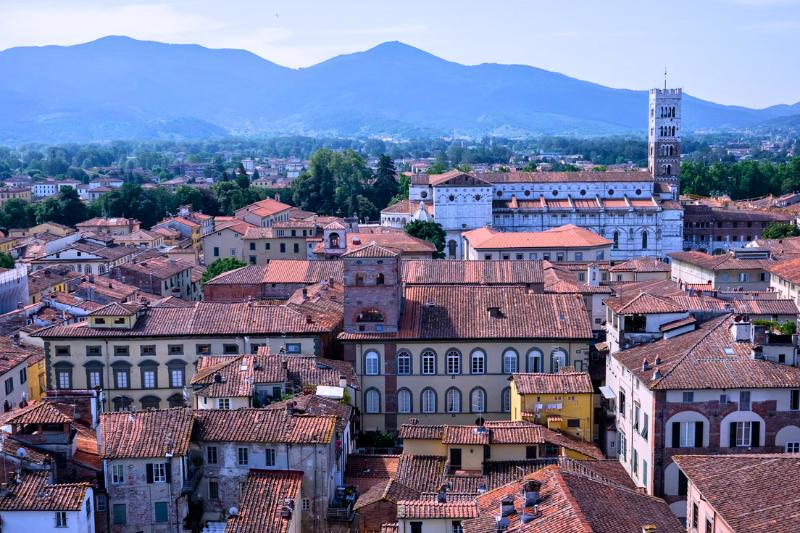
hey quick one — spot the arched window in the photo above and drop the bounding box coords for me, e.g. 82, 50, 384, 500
470, 349, 486, 374
329, 232, 340, 248
397, 389, 412, 414
421, 388, 437, 413
98, 265, 106, 275
140, 396, 161, 410
448, 240, 457, 258
355, 273, 365, 286
364, 351, 380, 375
112, 396, 133, 412
503, 349, 518, 374
365, 389, 381, 413
613, 231, 620, 250
446, 388, 462, 413
397, 350, 412, 375
167, 394, 186, 408
501, 388, 511, 413
376, 273, 385, 285
357, 308, 384, 323
84, 265, 92, 275
470, 388, 486, 413
551, 349, 567, 373
421, 350, 436, 375
446, 349, 461, 375
666, 164, 672, 176
642, 232, 648, 249
527, 349, 543, 373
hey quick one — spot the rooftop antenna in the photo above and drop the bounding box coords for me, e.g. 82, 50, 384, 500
664, 66, 668, 90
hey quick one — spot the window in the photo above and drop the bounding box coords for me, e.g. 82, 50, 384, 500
422, 388, 436, 413
739, 390, 751, 411
265, 448, 276, 466
113, 345, 129, 357
785, 442, 800, 453
642, 412, 649, 440
213, 246, 220, 257
141, 345, 156, 356
55, 511, 68, 527
217, 398, 231, 410
421, 350, 436, 375
642, 232, 648, 249
526, 446, 537, 459
471, 350, 486, 374
397, 351, 412, 375
112, 463, 125, 484
113, 504, 127, 525
452, 521, 464, 533
411, 523, 422, 533
632, 448, 638, 475
152, 463, 167, 483
678, 470, 688, 496
286, 343, 301, 354
471, 388, 486, 413
265, 242, 271, 250
207, 446, 218, 464
575, 252, 583, 261
365, 389, 380, 413
238, 447, 249, 466
397, 389, 412, 413
446, 349, 461, 374
168, 344, 184, 355
733, 421, 757, 447
96, 494, 106, 512
302, 498, 310, 511
618, 431, 627, 461
680, 422, 697, 448
527, 349, 543, 372
250, 242, 256, 251
502, 388, 511, 413
445, 388, 461, 413
223, 344, 238, 355
170, 368, 184, 388
503, 349, 518, 373
364, 351, 380, 375
642, 460, 648, 488
4, 378, 12, 395
196, 344, 211, 355
280, 243, 286, 253
87, 346, 102, 357
692, 503, 699, 529
792, 390, 800, 411
142, 369, 156, 389
154, 502, 169, 523
115, 370, 129, 389
551, 349, 567, 373
209, 480, 220, 500
683, 391, 694, 403
618, 390, 626, 418
613, 231, 619, 250
705, 518, 713, 533
55, 345, 70, 357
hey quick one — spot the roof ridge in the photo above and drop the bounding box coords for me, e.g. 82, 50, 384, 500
654, 314, 732, 386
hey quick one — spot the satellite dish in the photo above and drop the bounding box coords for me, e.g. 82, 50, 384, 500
229, 507, 239, 516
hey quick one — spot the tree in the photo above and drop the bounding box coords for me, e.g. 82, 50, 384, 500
201, 257, 248, 284
370, 155, 399, 209
761, 222, 800, 239
236, 163, 250, 189
1, 199, 36, 229
390, 173, 410, 205
405, 220, 446, 258
522, 161, 538, 172
0, 252, 14, 269
427, 161, 447, 174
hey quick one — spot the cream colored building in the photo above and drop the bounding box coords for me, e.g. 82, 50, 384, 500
461, 224, 612, 262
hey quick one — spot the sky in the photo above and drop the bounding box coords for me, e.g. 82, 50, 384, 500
1, 0, 798, 108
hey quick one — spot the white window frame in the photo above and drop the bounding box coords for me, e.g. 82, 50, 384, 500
153, 463, 167, 483
397, 389, 412, 414
445, 388, 461, 413
170, 369, 184, 388
265, 448, 276, 466
446, 350, 461, 375
88, 370, 101, 389
421, 350, 436, 375
735, 421, 752, 447
471, 350, 485, 374
397, 351, 411, 375
503, 349, 517, 374
422, 389, 436, 413
112, 463, 125, 484
365, 389, 380, 413
55, 511, 68, 528
217, 398, 231, 410
143, 370, 156, 389
364, 351, 380, 375
679, 421, 696, 448
471, 389, 486, 413
237, 447, 249, 466
785, 442, 800, 453
57, 371, 70, 389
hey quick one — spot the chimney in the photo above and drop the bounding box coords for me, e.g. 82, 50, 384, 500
730, 315, 751, 342
654, 355, 662, 366
305, 314, 313, 324
339, 376, 347, 389
750, 324, 767, 346
437, 485, 447, 503
652, 367, 662, 380
301, 287, 308, 299
642, 358, 650, 372
328, 276, 335, 288
642, 526, 657, 533
522, 480, 541, 506
500, 496, 516, 517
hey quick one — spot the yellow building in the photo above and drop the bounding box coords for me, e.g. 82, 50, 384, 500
0, 236, 20, 253
0, 187, 32, 207
510, 371, 595, 442
27, 354, 47, 401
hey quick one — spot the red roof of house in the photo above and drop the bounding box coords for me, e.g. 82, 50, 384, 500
226, 470, 303, 533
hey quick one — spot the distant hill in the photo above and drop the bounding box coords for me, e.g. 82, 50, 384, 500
0, 36, 797, 142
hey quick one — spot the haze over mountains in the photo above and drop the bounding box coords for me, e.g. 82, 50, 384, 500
1, 36, 798, 143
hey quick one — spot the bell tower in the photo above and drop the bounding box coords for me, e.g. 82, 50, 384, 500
341, 242, 401, 334
648, 79, 682, 198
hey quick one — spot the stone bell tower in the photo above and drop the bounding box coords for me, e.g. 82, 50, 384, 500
648, 80, 682, 199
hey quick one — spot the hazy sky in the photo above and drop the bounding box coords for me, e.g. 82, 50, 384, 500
1, 0, 798, 108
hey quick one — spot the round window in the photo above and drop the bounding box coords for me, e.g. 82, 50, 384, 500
552, 190, 559, 196
497, 191, 502, 197
524, 190, 531, 196
448, 194, 455, 202
474, 194, 481, 201
420, 191, 428, 198
635, 188, 642, 195
608, 189, 615, 196
580, 189, 587, 196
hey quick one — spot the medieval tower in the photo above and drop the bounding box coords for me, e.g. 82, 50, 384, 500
648, 85, 682, 198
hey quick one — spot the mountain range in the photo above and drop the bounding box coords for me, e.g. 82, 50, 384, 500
0, 36, 798, 143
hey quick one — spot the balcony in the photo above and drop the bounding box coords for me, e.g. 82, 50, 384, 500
326, 487, 357, 522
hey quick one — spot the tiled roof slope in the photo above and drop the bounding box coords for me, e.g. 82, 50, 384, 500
0, 401, 74, 426
608, 257, 670, 272
0, 338, 43, 377
673, 454, 800, 533
203, 265, 268, 285
353, 478, 419, 511
614, 314, 800, 390
195, 409, 336, 444
402, 259, 544, 285
462, 465, 682, 533
604, 291, 685, 314
512, 372, 594, 395
100, 407, 194, 458
341, 287, 591, 341
192, 355, 254, 398
226, 469, 303, 533
0, 472, 89, 511
35, 300, 341, 338
396, 496, 478, 519
261, 260, 343, 284
767, 256, 800, 284
265, 395, 352, 434
463, 224, 611, 250
669, 251, 773, 270
341, 242, 400, 258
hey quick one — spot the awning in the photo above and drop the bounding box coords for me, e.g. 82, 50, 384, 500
599, 385, 616, 400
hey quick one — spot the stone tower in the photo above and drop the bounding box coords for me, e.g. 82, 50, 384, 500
341, 242, 401, 334
648, 87, 682, 198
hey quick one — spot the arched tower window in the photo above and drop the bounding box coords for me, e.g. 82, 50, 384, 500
365, 389, 381, 413
613, 231, 620, 250
355, 273, 364, 286
364, 351, 380, 375
642, 232, 649, 249
376, 273, 385, 285
421, 388, 437, 413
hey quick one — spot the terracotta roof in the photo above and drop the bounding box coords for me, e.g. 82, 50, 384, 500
341, 287, 591, 341
0, 338, 43, 377
342, 242, 400, 258
36, 300, 341, 338
324, 221, 346, 230
203, 265, 268, 285
462, 465, 682, 533
395, 455, 448, 492
423, 170, 655, 185
0, 436, 51, 465
87, 301, 141, 316
397, 496, 479, 519
262, 260, 344, 284
463, 224, 611, 250
226, 470, 303, 533
402, 260, 544, 285
192, 355, 254, 398
605, 291, 686, 314
669, 251, 773, 271
659, 315, 698, 332
380, 524, 399, 533
673, 454, 800, 533
512, 372, 594, 395
76, 217, 137, 228
380, 199, 434, 216
608, 257, 670, 272
767, 256, 800, 284
113, 257, 191, 280
314, 228, 436, 256
613, 314, 800, 390
0, 472, 89, 512
239, 198, 293, 218
265, 395, 352, 434
345, 454, 401, 493
212, 219, 257, 236
542, 263, 612, 295
354, 478, 419, 510
731, 298, 800, 316
27, 268, 82, 295
0, 401, 74, 426
195, 409, 336, 444
100, 407, 194, 458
